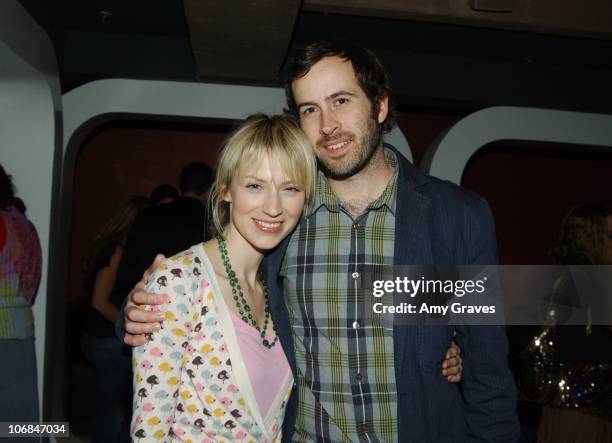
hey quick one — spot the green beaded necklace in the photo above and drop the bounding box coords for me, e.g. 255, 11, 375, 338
216, 234, 278, 349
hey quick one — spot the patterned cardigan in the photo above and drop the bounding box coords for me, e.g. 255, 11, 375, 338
131, 244, 293, 442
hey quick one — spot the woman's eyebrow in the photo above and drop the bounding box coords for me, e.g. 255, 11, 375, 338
242, 175, 265, 182
242, 175, 297, 186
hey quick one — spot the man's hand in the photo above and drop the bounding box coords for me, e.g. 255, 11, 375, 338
123, 254, 167, 347
442, 333, 463, 382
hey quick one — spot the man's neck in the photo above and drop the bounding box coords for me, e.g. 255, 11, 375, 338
326, 145, 394, 218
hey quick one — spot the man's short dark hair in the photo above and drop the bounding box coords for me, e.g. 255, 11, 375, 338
150, 184, 179, 205
179, 162, 213, 196
285, 39, 396, 133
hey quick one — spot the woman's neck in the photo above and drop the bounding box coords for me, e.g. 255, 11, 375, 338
217, 225, 264, 287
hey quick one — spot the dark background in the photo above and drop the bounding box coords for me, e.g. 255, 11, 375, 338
15, 0, 610, 439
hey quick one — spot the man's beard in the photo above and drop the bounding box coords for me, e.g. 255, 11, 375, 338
317, 116, 382, 180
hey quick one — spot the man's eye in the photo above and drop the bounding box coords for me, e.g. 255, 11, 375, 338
301, 107, 316, 116
335, 97, 348, 106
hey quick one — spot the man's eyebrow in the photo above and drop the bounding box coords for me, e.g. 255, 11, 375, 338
296, 90, 358, 109
328, 91, 357, 100
296, 100, 318, 110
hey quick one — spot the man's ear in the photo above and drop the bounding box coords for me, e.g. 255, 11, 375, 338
377, 95, 389, 124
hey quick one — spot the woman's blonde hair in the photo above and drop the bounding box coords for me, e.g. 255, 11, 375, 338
208, 114, 317, 236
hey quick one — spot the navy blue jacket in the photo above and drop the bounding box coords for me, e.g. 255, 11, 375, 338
263, 146, 519, 442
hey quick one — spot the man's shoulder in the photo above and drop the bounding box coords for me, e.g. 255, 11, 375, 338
394, 150, 488, 217
391, 145, 499, 269
130, 204, 165, 231
166, 197, 206, 223
133, 197, 204, 229
172, 196, 205, 211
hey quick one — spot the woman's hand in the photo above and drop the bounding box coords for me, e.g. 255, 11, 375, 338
442, 337, 463, 382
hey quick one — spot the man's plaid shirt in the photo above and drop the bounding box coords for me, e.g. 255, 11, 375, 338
280, 149, 399, 442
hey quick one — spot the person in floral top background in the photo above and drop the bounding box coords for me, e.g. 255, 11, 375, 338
0, 163, 42, 442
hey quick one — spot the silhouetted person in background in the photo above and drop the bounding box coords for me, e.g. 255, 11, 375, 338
81, 195, 150, 443
150, 184, 178, 206
0, 164, 42, 443
112, 162, 213, 312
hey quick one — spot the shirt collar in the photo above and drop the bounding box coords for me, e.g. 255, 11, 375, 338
306, 147, 398, 217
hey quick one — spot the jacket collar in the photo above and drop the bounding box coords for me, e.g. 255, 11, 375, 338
386, 143, 433, 266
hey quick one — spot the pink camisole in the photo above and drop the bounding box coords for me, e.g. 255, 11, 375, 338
229, 309, 290, 418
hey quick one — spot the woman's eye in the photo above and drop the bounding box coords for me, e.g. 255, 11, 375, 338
285, 186, 301, 192
245, 183, 261, 190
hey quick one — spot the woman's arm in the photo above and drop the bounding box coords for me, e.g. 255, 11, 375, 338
90, 245, 123, 323
131, 260, 194, 442
443, 339, 463, 382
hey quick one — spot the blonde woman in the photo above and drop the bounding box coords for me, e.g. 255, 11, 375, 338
131, 115, 316, 442
130, 114, 463, 442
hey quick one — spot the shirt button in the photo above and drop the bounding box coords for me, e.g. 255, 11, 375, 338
360, 423, 369, 433
352, 321, 360, 329
352, 272, 359, 279
352, 223, 359, 230
355, 373, 363, 382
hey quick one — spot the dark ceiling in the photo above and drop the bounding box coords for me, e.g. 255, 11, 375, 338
17, 0, 612, 114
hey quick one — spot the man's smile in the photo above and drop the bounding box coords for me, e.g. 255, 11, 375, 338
319, 138, 352, 156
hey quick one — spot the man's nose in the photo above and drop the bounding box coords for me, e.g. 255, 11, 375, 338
320, 109, 340, 136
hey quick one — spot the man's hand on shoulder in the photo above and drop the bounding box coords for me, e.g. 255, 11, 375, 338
123, 254, 168, 346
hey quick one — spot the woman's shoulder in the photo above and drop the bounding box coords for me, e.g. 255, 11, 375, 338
145, 243, 217, 318
154, 243, 214, 285
163, 243, 207, 267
